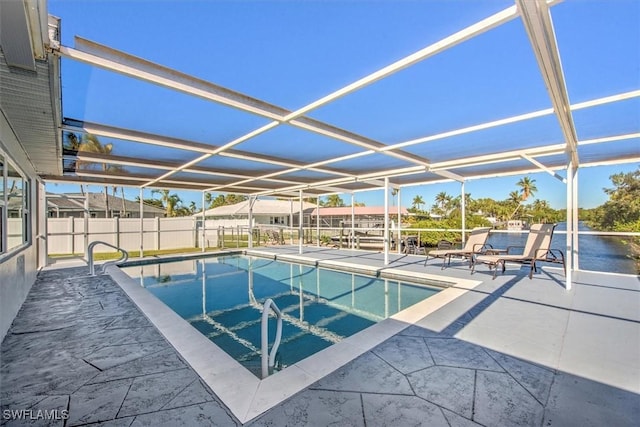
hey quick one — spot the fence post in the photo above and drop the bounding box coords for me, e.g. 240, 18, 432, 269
115, 216, 120, 248
156, 217, 160, 251
236, 225, 240, 248
69, 217, 74, 255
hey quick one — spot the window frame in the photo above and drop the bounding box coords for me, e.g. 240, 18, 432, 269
0, 148, 32, 257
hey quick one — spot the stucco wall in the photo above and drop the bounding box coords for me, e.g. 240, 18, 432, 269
1, 104, 41, 341
0, 246, 38, 339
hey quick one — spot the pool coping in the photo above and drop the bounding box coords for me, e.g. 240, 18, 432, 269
106, 251, 482, 424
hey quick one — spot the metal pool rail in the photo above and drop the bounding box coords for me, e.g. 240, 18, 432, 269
261, 298, 283, 379
88, 241, 128, 276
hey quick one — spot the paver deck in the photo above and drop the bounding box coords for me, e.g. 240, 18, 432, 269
2, 247, 639, 426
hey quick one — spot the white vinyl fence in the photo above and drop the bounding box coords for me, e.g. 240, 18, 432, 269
47, 217, 198, 255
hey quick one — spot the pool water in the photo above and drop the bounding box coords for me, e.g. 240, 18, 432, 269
121, 255, 440, 378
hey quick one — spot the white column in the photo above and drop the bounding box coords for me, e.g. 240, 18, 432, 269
139, 188, 144, 258
248, 195, 255, 248
384, 178, 389, 265
565, 162, 575, 290
316, 201, 320, 247
201, 260, 206, 315
461, 181, 466, 245
201, 191, 206, 252
351, 193, 355, 249
289, 199, 294, 245
397, 187, 402, 255
299, 190, 303, 254
84, 192, 89, 260
41, 185, 48, 268
572, 169, 579, 270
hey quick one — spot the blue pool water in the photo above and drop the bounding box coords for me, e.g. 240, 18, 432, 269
121, 255, 440, 377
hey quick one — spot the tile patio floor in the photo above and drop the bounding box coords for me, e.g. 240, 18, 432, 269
1, 247, 639, 426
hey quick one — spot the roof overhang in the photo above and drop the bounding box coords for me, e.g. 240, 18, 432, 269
0, 0, 62, 175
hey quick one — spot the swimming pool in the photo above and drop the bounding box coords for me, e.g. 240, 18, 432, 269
121, 254, 440, 378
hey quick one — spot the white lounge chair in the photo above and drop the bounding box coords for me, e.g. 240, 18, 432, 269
471, 223, 565, 279
425, 227, 492, 269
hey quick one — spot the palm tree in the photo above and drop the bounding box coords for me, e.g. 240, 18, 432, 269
64, 132, 85, 196
508, 191, 521, 205
517, 177, 538, 201
450, 193, 472, 215
435, 192, 451, 211
531, 199, 551, 222
508, 190, 523, 219
152, 189, 182, 217
78, 134, 114, 217
64, 131, 82, 154
391, 188, 399, 206
323, 194, 345, 207
532, 199, 549, 210
412, 195, 425, 211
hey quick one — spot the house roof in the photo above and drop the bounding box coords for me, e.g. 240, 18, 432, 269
197, 199, 317, 217
310, 206, 409, 216
47, 192, 166, 213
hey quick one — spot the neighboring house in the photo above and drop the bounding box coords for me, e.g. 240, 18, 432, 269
197, 201, 411, 229
47, 192, 165, 218
196, 199, 317, 227
309, 206, 410, 228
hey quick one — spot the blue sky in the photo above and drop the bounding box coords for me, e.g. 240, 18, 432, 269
47, 0, 639, 211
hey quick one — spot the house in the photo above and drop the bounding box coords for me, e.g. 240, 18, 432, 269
309, 206, 410, 228
196, 199, 317, 227
196, 201, 412, 230
47, 192, 165, 218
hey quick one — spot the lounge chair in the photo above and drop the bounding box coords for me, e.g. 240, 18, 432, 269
471, 223, 565, 279
403, 236, 425, 255
425, 227, 492, 268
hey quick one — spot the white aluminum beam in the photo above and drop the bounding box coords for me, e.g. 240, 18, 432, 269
57, 3, 525, 195
204, 90, 636, 194
58, 40, 435, 186
517, 0, 579, 167
521, 154, 566, 183
288, 5, 521, 119
67, 152, 307, 185
384, 90, 638, 153
62, 120, 355, 179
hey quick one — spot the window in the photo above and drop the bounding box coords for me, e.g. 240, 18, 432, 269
0, 155, 4, 253
0, 151, 30, 255
270, 216, 285, 225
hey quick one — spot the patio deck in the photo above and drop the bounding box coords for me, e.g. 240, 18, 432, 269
1, 246, 638, 426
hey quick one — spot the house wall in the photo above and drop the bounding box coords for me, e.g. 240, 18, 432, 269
0, 110, 40, 341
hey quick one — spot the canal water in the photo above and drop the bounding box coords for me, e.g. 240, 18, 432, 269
484, 222, 637, 275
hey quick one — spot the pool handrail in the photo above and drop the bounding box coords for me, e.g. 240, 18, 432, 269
261, 298, 283, 379
88, 240, 129, 276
